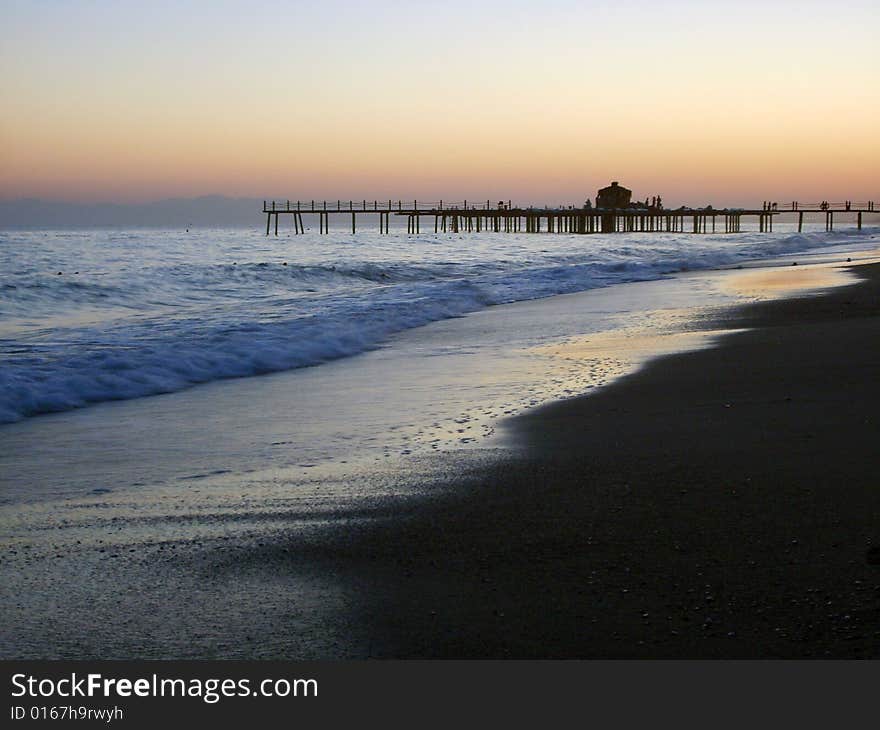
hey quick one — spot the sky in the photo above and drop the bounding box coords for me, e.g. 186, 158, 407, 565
1, 0, 878, 207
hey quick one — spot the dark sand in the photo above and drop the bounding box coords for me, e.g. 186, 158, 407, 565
332, 262, 880, 658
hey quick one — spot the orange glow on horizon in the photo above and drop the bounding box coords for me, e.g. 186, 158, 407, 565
2, 1, 877, 207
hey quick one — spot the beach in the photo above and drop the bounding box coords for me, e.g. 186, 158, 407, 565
2, 235, 879, 659
345, 258, 880, 658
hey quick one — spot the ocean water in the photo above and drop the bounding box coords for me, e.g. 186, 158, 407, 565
1, 223, 878, 426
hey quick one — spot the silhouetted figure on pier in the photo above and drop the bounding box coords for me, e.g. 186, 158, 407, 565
584, 199, 592, 209
655, 196, 663, 210
846, 200, 851, 211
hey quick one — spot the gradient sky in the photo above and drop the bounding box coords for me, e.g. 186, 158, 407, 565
1, 0, 877, 206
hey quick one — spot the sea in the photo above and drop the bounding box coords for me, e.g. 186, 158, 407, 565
4, 220, 878, 421
1, 220, 879, 504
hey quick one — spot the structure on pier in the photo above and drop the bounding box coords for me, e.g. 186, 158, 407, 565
596, 181, 632, 209
596, 181, 635, 232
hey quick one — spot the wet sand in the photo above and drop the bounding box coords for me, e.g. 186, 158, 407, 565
340, 260, 880, 658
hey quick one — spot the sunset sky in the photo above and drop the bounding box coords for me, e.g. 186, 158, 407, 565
1, 0, 877, 207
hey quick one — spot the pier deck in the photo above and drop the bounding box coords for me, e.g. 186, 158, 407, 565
262, 200, 877, 236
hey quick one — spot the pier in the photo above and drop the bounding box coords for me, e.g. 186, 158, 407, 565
262, 199, 877, 236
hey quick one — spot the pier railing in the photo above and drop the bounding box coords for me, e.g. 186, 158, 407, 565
774, 201, 875, 211
264, 200, 877, 213
264, 200, 518, 213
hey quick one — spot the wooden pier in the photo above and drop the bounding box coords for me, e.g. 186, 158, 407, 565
262, 199, 877, 236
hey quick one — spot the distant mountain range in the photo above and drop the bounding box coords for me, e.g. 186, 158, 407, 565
0, 196, 267, 228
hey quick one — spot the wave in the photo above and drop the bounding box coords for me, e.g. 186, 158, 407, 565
1, 227, 876, 424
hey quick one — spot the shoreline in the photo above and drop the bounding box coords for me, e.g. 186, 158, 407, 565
339, 259, 880, 658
